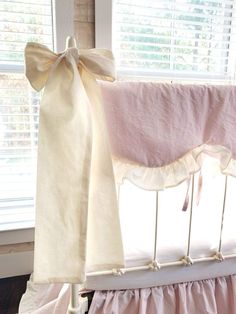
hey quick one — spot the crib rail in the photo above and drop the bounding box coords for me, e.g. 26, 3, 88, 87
86, 173, 236, 278
86, 252, 236, 277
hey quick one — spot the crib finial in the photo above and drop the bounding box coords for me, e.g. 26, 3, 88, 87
66, 36, 78, 49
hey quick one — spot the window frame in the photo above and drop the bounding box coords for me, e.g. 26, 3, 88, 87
95, 0, 113, 50
0, 0, 74, 278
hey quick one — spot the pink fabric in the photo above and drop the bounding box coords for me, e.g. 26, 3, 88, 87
89, 275, 236, 314
19, 282, 70, 314
101, 82, 236, 167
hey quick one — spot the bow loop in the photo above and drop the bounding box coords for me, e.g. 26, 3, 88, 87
79, 49, 116, 82
24, 43, 57, 91
24, 43, 116, 92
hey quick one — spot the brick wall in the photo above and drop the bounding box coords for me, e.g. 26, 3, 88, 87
74, 0, 95, 48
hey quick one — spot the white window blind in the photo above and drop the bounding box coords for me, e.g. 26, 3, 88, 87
113, 0, 236, 81
0, 0, 53, 231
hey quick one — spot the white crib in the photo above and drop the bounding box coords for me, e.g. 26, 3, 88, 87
20, 38, 236, 314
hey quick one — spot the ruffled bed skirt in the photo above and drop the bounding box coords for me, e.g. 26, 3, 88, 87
19, 275, 236, 313
90, 275, 236, 314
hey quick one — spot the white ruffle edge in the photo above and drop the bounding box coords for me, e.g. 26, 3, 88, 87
112, 144, 236, 190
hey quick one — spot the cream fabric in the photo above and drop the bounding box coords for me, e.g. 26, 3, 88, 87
24, 42, 124, 283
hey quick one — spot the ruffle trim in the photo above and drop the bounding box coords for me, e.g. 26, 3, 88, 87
112, 144, 236, 191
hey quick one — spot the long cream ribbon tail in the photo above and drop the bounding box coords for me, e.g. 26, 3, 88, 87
25, 43, 124, 283
34, 54, 93, 283
80, 69, 124, 271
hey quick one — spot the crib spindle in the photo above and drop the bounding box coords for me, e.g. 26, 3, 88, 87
149, 191, 161, 271
187, 174, 195, 257
215, 175, 228, 261
153, 191, 159, 261
182, 174, 195, 266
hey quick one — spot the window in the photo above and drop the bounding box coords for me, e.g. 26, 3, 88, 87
0, 0, 74, 232
96, 0, 236, 82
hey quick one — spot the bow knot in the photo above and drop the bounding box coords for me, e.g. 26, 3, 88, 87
24, 42, 116, 92
64, 47, 79, 63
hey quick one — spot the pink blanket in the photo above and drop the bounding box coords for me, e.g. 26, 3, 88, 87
101, 82, 236, 167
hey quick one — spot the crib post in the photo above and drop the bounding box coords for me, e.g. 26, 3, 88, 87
67, 284, 88, 314
65, 35, 83, 314
66, 35, 77, 49
67, 284, 80, 314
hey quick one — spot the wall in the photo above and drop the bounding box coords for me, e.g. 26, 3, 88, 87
74, 0, 95, 48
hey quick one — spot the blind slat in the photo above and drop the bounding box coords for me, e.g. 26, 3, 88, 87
117, 0, 234, 7
0, 155, 35, 159
0, 137, 37, 142
116, 12, 235, 28
0, 30, 52, 36
0, 20, 52, 27
2, 0, 51, 6
0, 10, 51, 17
117, 49, 231, 61
116, 1, 234, 13
0, 113, 39, 116
116, 4, 235, 21
2, 130, 38, 134
115, 21, 234, 36
117, 31, 234, 45
118, 40, 232, 52
119, 58, 227, 69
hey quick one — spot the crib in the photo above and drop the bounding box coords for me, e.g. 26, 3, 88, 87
19, 39, 236, 314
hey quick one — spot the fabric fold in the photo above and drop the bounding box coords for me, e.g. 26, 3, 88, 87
89, 275, 236, 314
24, 42, 124, 283
112, 144, 236, 190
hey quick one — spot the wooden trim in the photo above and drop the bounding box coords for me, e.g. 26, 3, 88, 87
0, 228, 34, 246
0, 251, 34, 279
0, 242, 34, 255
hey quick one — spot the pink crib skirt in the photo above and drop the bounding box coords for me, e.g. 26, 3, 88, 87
89, 275, 236, 314
19, 275, 236, 313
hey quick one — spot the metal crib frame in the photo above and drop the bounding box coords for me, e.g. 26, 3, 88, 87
68, 173, 235, 313
65, 36, 235, 313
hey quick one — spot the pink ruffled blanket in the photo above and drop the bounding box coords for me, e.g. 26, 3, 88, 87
100, 82, 236, 167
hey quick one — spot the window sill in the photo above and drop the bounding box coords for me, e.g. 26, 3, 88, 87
0, 227, 34, 246
0, 203, 35, 244
0, 249, 34, 279
0, 228, 34, 278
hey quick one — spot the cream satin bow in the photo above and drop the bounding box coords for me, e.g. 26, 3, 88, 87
25, 42, 124, 283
